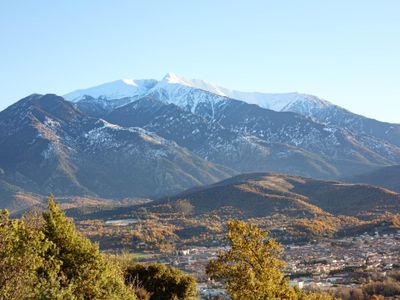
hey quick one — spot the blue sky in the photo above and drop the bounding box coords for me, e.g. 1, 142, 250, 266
0, 0, 399, 122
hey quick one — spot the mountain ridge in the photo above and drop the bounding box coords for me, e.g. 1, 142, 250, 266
64, 73, 400, 148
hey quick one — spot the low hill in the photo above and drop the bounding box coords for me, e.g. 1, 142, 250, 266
67, 172, 400, 249
345, 165, 400, 192
0, 179, 43, 212
161, 173, 400, 218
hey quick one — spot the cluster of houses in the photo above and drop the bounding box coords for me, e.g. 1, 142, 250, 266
285, 231, 400, 288
136, 230, 400, 297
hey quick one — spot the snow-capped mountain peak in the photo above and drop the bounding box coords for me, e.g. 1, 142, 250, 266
162, 72, 186, 84
121, 78, 139, 86
64, 72, 335, 116
160, 72, 227, 95
152, 73, 333, 113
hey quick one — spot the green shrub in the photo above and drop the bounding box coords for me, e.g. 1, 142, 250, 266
125, 262, 197, 300
0, 196, 136, 299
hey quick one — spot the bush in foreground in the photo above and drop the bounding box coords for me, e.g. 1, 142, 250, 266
0, 196, 135, 299
125, 262, 197, 300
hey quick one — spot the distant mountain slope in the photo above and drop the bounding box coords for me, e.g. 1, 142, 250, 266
106, 97, 339, 179
0, 94, 233, 208
345, 165, 400, 192
0, 179, 43, 212
105, 94, 400, 178
76, 122, 234, 198
74, 95, 135, 118
287, 102, 400, 148
0, 93, 91, 196
209, 98, 400, 173
145, 77, 400, 169
3, 74, 400, 211
161, 173, 400, 218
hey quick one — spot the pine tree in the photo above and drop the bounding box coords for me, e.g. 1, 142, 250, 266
0, 210, 50, 299
0, 196, 136, 299
40, 195, 135, 299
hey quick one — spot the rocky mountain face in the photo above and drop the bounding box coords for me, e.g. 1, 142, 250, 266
73, 77, 400, 178
205, 98, 400, 174
0, 94, 233, 209
148, 73, 400, 148
105, 97, 339, 178
66, 73, 400, 150
285, 102, 400, 148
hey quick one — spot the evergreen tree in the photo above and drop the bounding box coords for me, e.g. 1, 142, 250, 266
0, 210, 49, 299
0, 196, 136, 299
40, 195, 135, 299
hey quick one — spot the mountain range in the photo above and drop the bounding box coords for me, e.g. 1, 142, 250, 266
1, 73, 400, 211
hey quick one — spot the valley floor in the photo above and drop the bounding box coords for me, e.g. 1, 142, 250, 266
103, 230, 400, 298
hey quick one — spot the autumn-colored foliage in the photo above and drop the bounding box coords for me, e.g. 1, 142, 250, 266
206, 220, 336, 300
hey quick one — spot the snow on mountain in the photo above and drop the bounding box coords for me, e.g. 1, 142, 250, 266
64, 79, 157, 102
159, 72, 228, 95
105, 96, 342, 178
144, 73, 229, 116
155, 73, 332, 112
151, 74, 400, 147
65, 73, 400, 148
64, 73, 332, 113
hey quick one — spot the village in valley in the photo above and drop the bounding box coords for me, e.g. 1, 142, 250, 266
128, 230, 400, 298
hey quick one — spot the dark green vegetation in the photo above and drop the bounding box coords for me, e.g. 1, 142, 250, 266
70, 173, 400, 250
0, 196, 135, 299
125, 263, 197, 300
0, 197, 200, 300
